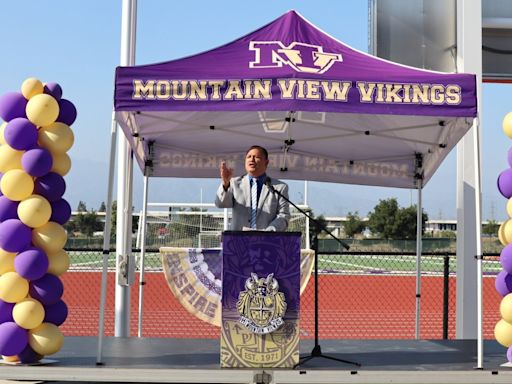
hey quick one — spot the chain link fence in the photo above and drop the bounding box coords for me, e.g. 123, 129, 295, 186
60, 206, 503, 339
60, 246, 502, 340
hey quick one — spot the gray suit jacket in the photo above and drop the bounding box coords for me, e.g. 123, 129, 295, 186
215, 175, 290, 231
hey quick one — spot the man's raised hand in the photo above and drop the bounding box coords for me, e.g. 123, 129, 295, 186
220, 160, 233, 188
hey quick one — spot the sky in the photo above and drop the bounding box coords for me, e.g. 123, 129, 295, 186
0, 1, 510, 221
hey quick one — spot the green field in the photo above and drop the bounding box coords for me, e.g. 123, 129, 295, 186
67, 250, 501, 276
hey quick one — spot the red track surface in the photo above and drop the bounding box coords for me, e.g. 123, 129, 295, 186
60, 272, 500, 339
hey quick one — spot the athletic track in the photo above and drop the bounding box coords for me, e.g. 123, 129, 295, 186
59, 272, 500, 339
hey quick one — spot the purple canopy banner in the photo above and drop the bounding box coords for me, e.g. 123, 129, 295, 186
113, 10, 478, 189
115, 11, 476, 118
221, 231, 300, 368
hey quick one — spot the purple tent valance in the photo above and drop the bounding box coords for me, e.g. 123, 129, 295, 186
115, 11, 476, 118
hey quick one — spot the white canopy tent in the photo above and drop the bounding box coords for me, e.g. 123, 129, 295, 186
96, 0, 484, 369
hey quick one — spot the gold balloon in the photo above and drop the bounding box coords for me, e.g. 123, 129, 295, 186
50, 152, 71, 176
0, 169, 34, 201
501, 294, 512, 323
0, 145, 23, 173
38, 122, 74, 153
32, 222, 67, 254
495, 318, 512, 347
21, 78, 44, 100
18, 195, 52, 228
503, 112, 512, 139
498, 219, 512, 246
0, 272, 29, 303
29, 323, 64, 356
47, 249, 70, 276
0, 122, 6, 145
0, 248, 16, 275
13, 298, 45, 330
2, 355, 19, 363
26, 94, 59, 127
507, 198, 512, 219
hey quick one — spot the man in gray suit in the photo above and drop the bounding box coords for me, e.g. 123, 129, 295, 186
215, 145, 290, 231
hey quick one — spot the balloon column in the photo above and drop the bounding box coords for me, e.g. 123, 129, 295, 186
495, 112, 512, 363
0, 78, 74, 363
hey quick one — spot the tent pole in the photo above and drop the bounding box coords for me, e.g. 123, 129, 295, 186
96, 112, 118, 365
137, 171, 149, 337
115, 0, 137, 338
455, 2, 482, 361
473, 118, 483, 368
415, 179, 423, 340
135, 210, 142, 248
305, 181, 310, 249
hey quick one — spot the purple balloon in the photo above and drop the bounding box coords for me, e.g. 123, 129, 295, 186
498, 169, 512, 199
0, 300, 14, 323
0, 322, 28, 356
501, 244, 512, 274
18, 344, 41, 364
508, 346, 512, 363
56, 98, 76, 125
14, 247, 49, 281
34, 172, 66, 202
29, 274, 63, 305
0, 92, 27, 121
4, 118, 38, 150
496, 270, 512, 296
50, 198, 71, 225
44, 299, 68, 326
22, 147, 53, 177
0, 219, 32, 252
0, 196, 19, 222
43, 82, 62, 101
0, 172, 3, 196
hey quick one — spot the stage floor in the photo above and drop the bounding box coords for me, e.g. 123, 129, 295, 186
1, 337, 511, 383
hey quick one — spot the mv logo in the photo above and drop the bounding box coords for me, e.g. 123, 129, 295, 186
249, 41, 342, 74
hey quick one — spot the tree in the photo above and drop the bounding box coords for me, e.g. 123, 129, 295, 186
367, 198, 428, 239
306, 210, 327, 240
343, 211, 366, 238
63, 219, 77, 236
75, 210, 102, 237
483, 220, 499, 237
393, 205, 428, 239
367, 198, 399, 239
98, 201, 106, 212
77, 201, 87, 212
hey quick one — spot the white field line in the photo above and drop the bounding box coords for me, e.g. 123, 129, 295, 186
318, 256, 502, 275
324, 254, 502, 269
318, 256, 386, 271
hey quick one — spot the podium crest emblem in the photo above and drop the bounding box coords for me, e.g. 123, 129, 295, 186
237, 273, 287, 334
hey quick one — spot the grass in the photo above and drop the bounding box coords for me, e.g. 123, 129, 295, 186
68, 250, 501, 276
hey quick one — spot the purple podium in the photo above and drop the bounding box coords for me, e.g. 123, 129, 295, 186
220, 231, 301, 368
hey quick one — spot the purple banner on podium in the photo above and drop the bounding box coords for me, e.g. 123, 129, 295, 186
221, 231, 300, 368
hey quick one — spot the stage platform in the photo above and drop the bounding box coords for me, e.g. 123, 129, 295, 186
0, 337, 511, 384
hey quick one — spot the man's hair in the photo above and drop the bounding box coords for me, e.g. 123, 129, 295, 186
245, 145, 268, 160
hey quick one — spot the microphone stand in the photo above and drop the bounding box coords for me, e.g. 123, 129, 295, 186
265, 179, 360, 368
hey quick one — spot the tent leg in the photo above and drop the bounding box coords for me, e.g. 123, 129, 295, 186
456, 0, 483, 368
96, 112, 118, 365
473, 119, 483, 369
305, 180, 310, 249
137, 172, 149, 337
115, 0, 137, 339
415, 180, 423, 340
